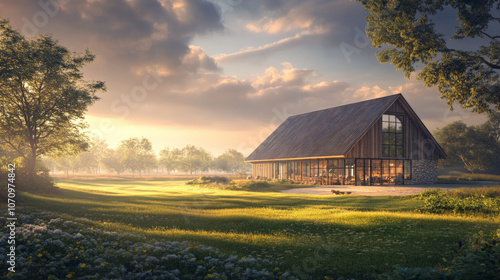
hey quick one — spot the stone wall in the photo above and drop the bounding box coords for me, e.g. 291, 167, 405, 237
405, 159, 438, 185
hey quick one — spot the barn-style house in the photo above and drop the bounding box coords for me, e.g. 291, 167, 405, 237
246, 94, 446, 185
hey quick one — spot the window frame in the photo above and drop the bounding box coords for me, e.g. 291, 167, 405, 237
382, 114, 404, 158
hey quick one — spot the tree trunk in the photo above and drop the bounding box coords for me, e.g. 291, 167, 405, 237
27, 145, 37, 188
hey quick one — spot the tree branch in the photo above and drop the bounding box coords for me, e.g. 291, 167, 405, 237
478, 56, 500, 69
480, 31, 500, 39
445, 48, 500, 69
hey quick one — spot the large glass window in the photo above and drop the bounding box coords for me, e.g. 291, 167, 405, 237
328, 159, 344, 185
378, 159, 404, 185
382, 114, 404, 157
302, 160, 310, 179
371, 159, 381, 185
318, 160, 328, 184
356, 159, 365, 185
345, 159, 355, 185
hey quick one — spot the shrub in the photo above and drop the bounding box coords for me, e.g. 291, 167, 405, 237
0, 161, 56, 197
380, 229, 500, 280
186, 176, 231, 185
448, 187, 500, 199
416, 188, 446, 199
237, 181, 270, 191
415, 188, 500, 215
186, 177, 271, 191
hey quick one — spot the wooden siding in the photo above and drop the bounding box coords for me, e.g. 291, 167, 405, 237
405, 116, 442, 160
252, 162, 275, 179
344, 98, 444, 160
385, 99, 405, 114
397, 99, 445, 160
345, 118, 382, 158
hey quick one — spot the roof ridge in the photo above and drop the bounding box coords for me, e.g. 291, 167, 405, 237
246, 94, 403, 161
288, 94, 401, 119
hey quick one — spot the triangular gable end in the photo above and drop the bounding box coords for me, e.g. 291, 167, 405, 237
344, 94, 446, 159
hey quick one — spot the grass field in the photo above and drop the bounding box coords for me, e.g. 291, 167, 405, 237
14, 178, 500, 279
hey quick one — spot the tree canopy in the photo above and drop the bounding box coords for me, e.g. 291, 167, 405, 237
0, 19, 105, 183
434, 116, 499, 173
357, 0, 500, 113
116, 137, 157, 176
213, 149, 248, 174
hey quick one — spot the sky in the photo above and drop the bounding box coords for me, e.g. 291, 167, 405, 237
0, 0, 488, 156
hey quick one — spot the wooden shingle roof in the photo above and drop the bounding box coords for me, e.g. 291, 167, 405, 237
246, 94, 402, 161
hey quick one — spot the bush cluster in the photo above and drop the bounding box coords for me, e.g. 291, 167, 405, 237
186, 176, 271, 191
380, 229, 500, 280
415, 187, 500, 215
0, 163, 57, 202
186, 176, 231, 185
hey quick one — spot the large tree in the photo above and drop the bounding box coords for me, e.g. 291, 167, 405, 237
213, 149, 247, 174
0, 19, 105, 184
176, 145, 212, 175
357, 0, 499, 113
117, 137, 156, 176
101, 148, 125, 175
434, 121, 497, 173
159, 147, 181, 174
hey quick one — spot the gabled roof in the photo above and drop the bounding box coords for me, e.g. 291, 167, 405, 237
246, 94, 401, 161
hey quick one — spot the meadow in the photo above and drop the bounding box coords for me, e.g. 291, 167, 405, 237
5, 178, 500, 279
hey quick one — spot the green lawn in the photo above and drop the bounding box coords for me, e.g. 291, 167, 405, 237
18, 179, 499, 279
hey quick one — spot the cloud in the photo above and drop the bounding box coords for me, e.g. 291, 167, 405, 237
1, 0, 480, 143
215, 28, 326, 63
88, 62, 352, 129
252, 62, 316, 89
246, 15, 314, 34
242, 0, 365, 35
2, 0, 223, 70
215, 0, 369, 63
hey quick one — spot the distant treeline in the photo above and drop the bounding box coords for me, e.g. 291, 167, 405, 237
41, 137, 249, 176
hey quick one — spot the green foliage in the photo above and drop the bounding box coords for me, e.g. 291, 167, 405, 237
174, 145, 212, 175
449, 187, 500, 199
416, 187, 500, 215
213, 149, 248, 174
186, 176, 271, 191
234, 181, 271, 191
380, 230, 500, 280
158, 147, 177, 174
0, 18, 105, 183
435, 121, 498, 173
274, 179, 293, 184
0, 160, 56, 196
357, 0, 500, 113
416, 188, 446, 199
116, 137, 156, 176
186, 176, 231, 185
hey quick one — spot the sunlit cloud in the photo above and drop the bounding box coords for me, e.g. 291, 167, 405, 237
0, 0, 485, 155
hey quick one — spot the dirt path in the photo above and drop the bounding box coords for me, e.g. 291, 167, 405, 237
280, 182, 499, 196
